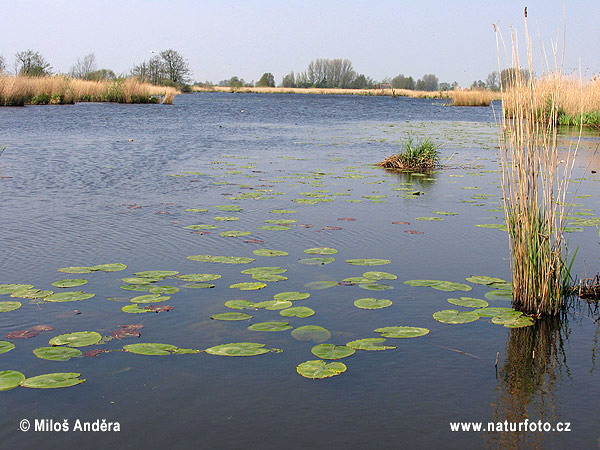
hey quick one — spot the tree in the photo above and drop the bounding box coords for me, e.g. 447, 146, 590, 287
470, 80, 486, 90
486, 71, 500, 91
69, 53, 97, 79
415, 73, 439, 91
391, 74, 415, 90
14, 50, 52, 76
282, 71, 295, 88
500, 67, 529, 89
0, 55, 6, 74
86, 69, 116, 81
257, 72, 275, 87
160, 49, 190, 84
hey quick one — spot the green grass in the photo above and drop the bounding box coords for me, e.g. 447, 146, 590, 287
376, 136, 440, 171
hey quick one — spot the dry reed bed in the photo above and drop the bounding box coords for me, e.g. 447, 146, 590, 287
0, 76, 179, 106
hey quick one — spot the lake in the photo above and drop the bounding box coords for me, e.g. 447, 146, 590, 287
1, 93, 599, 449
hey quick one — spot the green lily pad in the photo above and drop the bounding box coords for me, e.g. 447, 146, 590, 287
416, 217, 444, 221
346, 338, 396, 351
122, 304, 150, 313
492, 315, 535, 328
432, 211, 459, 216
183, 283, 216, 289
123, 343, 179, 355
57, 266, 95, 274
447, 297, 489, 308
44, 291, 95, 303
188, 255, 255, 264
92, 263, 127, 272
213, 216, 240, 221
374, 326, 430, 338
0, 284, 34, 294
248, 322, 293, 332
0, 370, 25, 391
304, 281, 337, 290
214, 205, 243, 212
210, 312, 253, 321
0, 341, 16, 354
433, 309, 480, 324
299, 257, 335, 265
121, 277, 156, 285
297, 360, 347, 379
362, 271, 397, 281
185, 224, 218, 230
345, 259, 391, 266
205, 342, 272, 356
20, 372, 85, 389
257, 225, 290, 231
148, 286, 179, 294
51, 279, 88, 288
225, 300, 256, 310
280, 306, 315, 318
474, 307, 521, 317
274, 292, 310, 302
0, 301, 22, 312
133, 270, 179, 278
184, 208, 209, 212
177, 273, 221, 282
404, 279, 472, 292
311, 344, 355, 360
10, 288, 53, 299
270, 209, 296, 214
484, 289, 513, 301
230, 282, 267, 290
120, 285, 149, 292
49, 331, 102, 348
130, 294, 170, 303
253, 300, 293, 310
475, 223, 508, 231
466, 275, 507, 285
241, 267, 287, 275
220, 230, 252, 237
172, 348, 201, 354
343, 277, 372, 284
251, 274, 288, 282
358, 283, 394, 291
304, 247, 338, 255
264, 219, 296, 224
291, 325, 331, 342
33, 347, 82, 361
354, 298, 393, 309
253, 249, 289, 257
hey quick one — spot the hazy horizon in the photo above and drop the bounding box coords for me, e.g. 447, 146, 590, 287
2, 0, 599, 87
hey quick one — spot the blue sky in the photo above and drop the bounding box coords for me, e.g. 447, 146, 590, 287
2, 0, 598, 86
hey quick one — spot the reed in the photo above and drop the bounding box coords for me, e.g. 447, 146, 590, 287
0, 75, 180, 106
495, 15, 579, 316
376, 135, 440, 171
450, 89, 499, 106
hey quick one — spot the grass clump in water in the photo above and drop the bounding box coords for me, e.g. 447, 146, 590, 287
376, 136, 440, 172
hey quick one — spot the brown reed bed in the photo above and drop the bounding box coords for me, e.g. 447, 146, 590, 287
572, 274, 600, 300
450, 89, 499, 106
0, 75, 180, 106
495, 15, 579, 317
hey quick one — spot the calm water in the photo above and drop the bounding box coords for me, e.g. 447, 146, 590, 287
0, 93, 599, 449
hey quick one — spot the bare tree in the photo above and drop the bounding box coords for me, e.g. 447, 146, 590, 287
160, 49, 190, 84
0, 55, 6, 74
69, 53, 97, 79
14, 50, 52, 76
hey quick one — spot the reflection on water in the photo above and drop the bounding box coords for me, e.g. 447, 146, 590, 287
488, 317, 569, 450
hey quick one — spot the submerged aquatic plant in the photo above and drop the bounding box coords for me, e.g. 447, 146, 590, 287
376, 135, 440, 172
494, 14, 579, 316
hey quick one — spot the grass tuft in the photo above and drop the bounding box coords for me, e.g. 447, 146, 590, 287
377, 136, 440, 172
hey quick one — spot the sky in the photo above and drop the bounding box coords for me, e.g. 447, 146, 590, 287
2, 0, 599, 87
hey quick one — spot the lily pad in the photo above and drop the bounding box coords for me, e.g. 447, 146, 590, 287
183, 283, 215, 289
358, 283, 393, 291
0, 341, 16, 354
0, 370, 25, 391
44, 291, 95, 303
33, 347, 82, 361
291, 325, 331, 342
343, 277, 372, 284
93, 263, 127, 272
123, 343, 179, 355
10, 288, 53, 299
57, 266, 95, 274
248, 322, 293, 332
0, 301, 22, 312
253, 300, 293, 310
220, 230, 252, 237
49, 331, 102, 348
120, 285, 149, 292
432, 211, 459, 216
230, 282, 267, 291
374, 326, 430, 338
211, 312, 253, 321
346, 259, 391, 266
346, 338, 396, 351
311, 344, 355, 360
304, 281, 337, 290
492, 315, 535, 328
130, 294, 170, 303
433, 309, 480, 324
213, 216, 240, 221
241, 266, 287, 275
304, 247, 338, 255
466, 275, 507, 285
184, 208, 209, 212
297, 360, 347, 379
257, 225, 290, 231
148, 286, 179, 294
363, 271, 397, 281
274, 292, 310, 302
299, 257, 335, 265
253, 249, 289, 257
484, 289, 513, 301
225, 300, 256, 310
205, 342, 271, 356
264, 219, 296, 224
121, 277, 156, 285
185, 224, 218, 230
122, 304, 151, 313
354, 298, 393, 309
280, 306, 315, 318
214, 205, 243, 212
270, 209, 296, 214
474, 307, 521, 317
251, 274, 288, 282
20, 372, 85, 389
177, 273, 222, 282
188, 255, 255, 264
51, 279, 88, 288
416, 217, 444, 221
447, 297, 489, 308
0, 284, 34, 294
404, 279, 472, 292
134, 270, 179, 278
